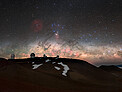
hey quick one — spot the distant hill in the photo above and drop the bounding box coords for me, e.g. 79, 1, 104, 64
116, 65, 122, 69
0, 57, 122, 92
99, 65, 122, 72
99, 65, 122, 84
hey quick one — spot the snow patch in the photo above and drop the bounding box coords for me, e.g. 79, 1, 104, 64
32, 64, 43, 69
55, 57, 59, 59
58, 62, 70, 76
45, 59, 51, 63
54, 66, 61, 70
52, 62, 56, 64
119, 67, 122, 69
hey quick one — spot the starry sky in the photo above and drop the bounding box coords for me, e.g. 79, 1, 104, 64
0, 0, 122, 66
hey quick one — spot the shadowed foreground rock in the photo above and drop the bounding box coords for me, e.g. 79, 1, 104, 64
0, 57, 122, 92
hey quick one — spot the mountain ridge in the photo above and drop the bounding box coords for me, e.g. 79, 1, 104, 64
0, 57, 122, 92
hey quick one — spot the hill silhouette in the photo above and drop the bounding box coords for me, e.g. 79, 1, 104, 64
0, 57, 122, 92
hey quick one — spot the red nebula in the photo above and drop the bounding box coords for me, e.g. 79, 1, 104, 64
31, 19, 43, 32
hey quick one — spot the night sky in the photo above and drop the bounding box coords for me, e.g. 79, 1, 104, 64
0, 0, 122, 66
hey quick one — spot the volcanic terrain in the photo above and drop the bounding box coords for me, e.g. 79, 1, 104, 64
0, 57, 122, 92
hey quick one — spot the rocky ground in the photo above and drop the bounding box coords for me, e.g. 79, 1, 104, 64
0, 57, 122, 92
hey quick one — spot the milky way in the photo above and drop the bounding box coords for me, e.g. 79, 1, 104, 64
0, 0, 122, 66
0, 33, 122, 66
